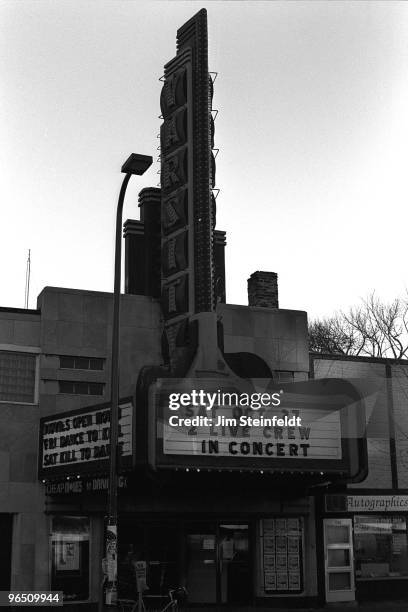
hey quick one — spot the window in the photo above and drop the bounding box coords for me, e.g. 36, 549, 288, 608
59, 356, 104, 370
58, 381, 104, 396
0, 350, 37, 403
274, 371, 294, 383
354, 515, 408, 579
51, 516, 90, 601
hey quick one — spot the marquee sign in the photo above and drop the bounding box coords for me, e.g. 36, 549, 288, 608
162, 405, 341, 461
148, 378, 367, 476
38, 399, 134, 480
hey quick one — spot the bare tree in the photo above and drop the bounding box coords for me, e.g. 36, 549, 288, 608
309, 292, 408, 359
309, 316, 361, 355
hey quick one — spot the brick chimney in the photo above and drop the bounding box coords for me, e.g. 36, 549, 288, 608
247, 271, 279, 308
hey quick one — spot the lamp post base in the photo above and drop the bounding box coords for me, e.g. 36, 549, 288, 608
104, 523, 118, 606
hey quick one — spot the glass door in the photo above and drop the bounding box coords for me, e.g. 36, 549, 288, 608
219, 524, 251, 604
324, 518, 355, 603
185, 524, 217, 603
185, 522, 251, 604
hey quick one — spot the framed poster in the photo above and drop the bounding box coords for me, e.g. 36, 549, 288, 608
275, 536, 287, 554
55, 541, 80, 572
276, 554, 287, 572
276, 573, 288, 590
289, 572, 301, 590
288, 554, 300, 571
265, 572, 276, 590
263, 536, 275, 553
288, 536, 299, 554
264, 554, 275, 572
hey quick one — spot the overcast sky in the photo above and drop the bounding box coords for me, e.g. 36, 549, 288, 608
1, 1, 408, 319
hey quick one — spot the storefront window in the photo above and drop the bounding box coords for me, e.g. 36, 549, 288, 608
51, 516, 90, 601
354, 515, 408, 579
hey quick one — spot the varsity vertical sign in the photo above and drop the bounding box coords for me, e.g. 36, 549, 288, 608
160, 9, 216, 362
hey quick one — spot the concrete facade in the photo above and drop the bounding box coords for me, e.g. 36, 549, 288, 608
220, 303, 309, 378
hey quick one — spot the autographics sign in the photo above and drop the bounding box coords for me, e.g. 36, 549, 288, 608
326, 494, 408, 513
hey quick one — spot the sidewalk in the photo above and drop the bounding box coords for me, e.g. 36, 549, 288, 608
324, 603, 407, 612
175, 603, 408, 612
261, 603, 408, 612
106, 602, 408, 612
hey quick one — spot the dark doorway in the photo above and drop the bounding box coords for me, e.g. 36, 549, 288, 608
219, 524, 251, 604
185, 522, 252, 605
0, 515, 12, 590
186, 522, 217, 603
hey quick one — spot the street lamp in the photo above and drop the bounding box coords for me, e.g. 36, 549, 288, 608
104, 153, 153, 608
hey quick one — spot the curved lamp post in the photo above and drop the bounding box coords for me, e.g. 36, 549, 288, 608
105, 153, 153, 608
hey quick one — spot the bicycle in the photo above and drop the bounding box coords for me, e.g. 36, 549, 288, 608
117, 587, 187, 612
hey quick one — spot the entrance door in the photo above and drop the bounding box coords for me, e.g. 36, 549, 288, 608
186, 524, 217, 603
219, 524, 251, 604
324, 518, 355, 602
0, 515, 12, 591
185, 523, 251, 605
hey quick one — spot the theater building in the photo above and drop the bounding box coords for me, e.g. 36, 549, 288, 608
2, 284, 408, 609
2, 282, 408, 609
0, 8, 407, 611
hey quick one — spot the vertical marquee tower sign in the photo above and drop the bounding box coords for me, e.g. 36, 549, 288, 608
160, 9, 216, 361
